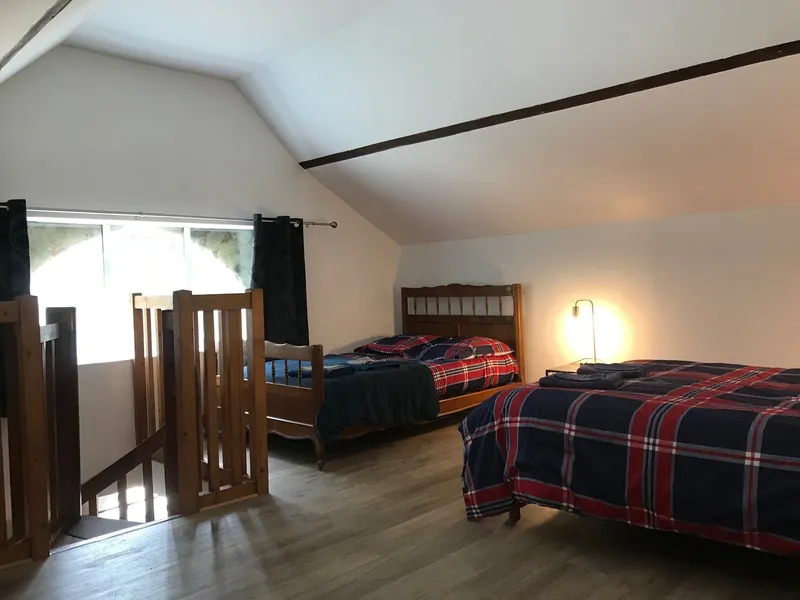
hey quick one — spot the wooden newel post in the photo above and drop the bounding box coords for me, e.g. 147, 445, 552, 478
246, 288, 268, 495
160, 310, 179, 516
130, 293, 149, 445
17, 296, 50, 559
171, 290, 199, 515
46, 307, 81, 531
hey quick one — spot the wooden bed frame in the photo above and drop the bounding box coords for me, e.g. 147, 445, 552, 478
265, 283, 526, 469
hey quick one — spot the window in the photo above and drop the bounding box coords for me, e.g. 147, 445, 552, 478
29, 215, 253, 364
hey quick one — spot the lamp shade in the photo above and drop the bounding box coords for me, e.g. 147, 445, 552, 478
572, 305, 580, 318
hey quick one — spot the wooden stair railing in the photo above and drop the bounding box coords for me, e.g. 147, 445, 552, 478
42, 307, 81, 541
167, 290, 268, 515
132, 291, 268, 519
131, 294, 173, 444
0, 295, 51, 565
80, 427, 165, 523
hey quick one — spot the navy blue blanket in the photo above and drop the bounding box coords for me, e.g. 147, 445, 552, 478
577, 363, 645, 378
538, 371, 624, 390
264, 355, 439, 441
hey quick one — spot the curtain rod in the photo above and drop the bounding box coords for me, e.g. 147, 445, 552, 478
28, 208, 338, 228
257, 215, 338, 228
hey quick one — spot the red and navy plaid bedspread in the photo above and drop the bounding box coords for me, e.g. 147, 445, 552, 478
459, 360, 800, 554
339, 353, 519, 398
426, 354, 519, 398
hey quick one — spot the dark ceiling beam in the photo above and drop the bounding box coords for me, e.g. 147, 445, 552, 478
0, 0, 74, 73
300, 39, 800, 170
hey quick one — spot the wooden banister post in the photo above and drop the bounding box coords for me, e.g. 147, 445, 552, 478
161, 310, 179, 516
4, 319, 25, 543
246, 289, 268, 495
17, 296, 50, 560
512, 284, 525, 383
46, 307, 81, 530
172, 290, 199, 515
131, 293, 148, 444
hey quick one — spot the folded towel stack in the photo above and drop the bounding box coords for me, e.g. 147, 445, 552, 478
538, 371, 624, 390
577, 363, 645, 378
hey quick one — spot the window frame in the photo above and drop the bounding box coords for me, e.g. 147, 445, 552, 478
28, 211, 254, 365
29, 213, 254, 292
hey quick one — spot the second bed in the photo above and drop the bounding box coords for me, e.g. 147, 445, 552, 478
262, 283, 526, 468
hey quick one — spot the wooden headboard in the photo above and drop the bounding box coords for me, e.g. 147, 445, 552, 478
401, 284, 525, 382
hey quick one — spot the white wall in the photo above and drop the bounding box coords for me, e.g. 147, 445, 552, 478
0, 46, 401, 478
398, 203, 800, 380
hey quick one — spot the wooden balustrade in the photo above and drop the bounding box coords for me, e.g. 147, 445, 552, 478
132, 290, 268, 518
42, 307, 81, 540
169, 290, 267, 514
0, 288, 269, 568
80, 427, 165, 523
132, 294, 172, 444
0, 296, 52, 565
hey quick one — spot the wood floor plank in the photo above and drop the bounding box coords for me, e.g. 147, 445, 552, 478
0, 423, 797, 599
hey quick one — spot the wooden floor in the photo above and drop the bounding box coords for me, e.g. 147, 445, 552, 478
0, 419, 798, 599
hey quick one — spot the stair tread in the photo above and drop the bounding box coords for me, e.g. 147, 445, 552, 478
65, 516, 140, 540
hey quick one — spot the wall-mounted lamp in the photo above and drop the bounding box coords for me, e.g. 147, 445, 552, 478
572, 299, 597, 364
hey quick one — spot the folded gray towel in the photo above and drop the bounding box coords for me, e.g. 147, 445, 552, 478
538, 371, 624, 390
577, 363, 645, 378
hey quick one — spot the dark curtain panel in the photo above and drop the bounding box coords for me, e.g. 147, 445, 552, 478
0, 199, 31, 417
250, 214, 310, 346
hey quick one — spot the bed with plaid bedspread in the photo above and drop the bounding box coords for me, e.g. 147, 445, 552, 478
264, 353, 520, 441
459, 360, 800, 554
266, 353, 519, 398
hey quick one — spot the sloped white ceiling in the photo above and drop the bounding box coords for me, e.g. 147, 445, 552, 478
68, 0, 391, 78
312, 55, 800, 243
71, 0, 800, 159
18, 0, 800, 242
0, 0, 102, 84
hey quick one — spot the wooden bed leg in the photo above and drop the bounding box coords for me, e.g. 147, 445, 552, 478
312, 434, 326, 471
508, 504, 521, 522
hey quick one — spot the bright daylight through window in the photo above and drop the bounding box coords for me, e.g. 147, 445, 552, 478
29, 215, 253, 364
